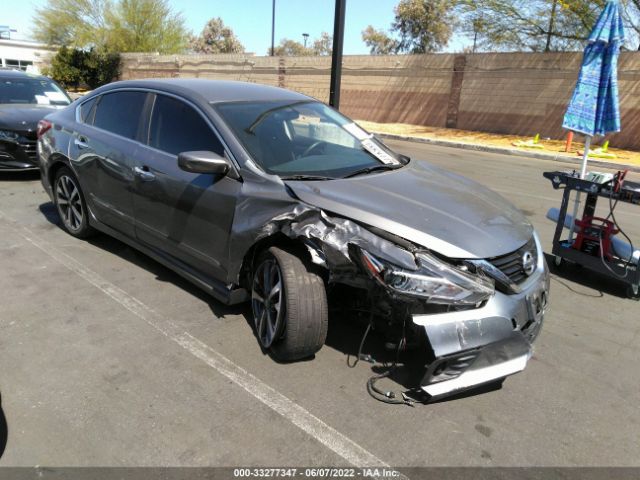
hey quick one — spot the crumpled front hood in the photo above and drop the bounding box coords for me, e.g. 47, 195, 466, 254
0, 104, 58, 132
285, 160, 533, 259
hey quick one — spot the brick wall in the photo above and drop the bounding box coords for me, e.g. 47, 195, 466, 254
119, 51, 640, 150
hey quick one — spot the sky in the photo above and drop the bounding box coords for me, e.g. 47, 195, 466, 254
2, 0, 469, 54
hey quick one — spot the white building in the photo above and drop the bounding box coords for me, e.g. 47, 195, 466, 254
0, 38, 55, 74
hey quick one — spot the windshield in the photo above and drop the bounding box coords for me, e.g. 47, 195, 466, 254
0, 76, 71, 106
215, 100, 405, 179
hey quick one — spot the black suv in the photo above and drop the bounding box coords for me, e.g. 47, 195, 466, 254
0, 69, 71, 171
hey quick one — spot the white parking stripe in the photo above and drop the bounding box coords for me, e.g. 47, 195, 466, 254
0, 211, 394, 470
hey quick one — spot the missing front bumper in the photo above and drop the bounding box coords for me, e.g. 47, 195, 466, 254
420, 332, 531, 398
412, 273, 548, 399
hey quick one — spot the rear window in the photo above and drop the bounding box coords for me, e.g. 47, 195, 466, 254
93, 91, 147, 140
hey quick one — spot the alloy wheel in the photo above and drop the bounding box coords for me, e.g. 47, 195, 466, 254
251, 258, 285, 348
55, 175, 84, 232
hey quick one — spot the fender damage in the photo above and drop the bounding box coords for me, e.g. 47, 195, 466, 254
225, 177, 549, 399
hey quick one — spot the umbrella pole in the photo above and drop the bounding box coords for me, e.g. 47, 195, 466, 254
567, 135, 592, 243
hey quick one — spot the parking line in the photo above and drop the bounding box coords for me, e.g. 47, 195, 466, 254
0, 211, 393, 469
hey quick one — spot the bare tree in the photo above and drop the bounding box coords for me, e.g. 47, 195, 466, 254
271, 33, 332, 56
455, 0, 633, 52
311, 32, 333, 56
190, 17, 245, 54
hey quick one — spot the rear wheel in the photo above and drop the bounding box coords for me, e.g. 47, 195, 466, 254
251, 247, 328, 361
53, 167, 95, 238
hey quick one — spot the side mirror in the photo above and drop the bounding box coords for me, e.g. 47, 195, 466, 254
178, 151, 230, 175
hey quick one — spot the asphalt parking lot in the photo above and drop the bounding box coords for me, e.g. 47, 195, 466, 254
0, 140, 639, 467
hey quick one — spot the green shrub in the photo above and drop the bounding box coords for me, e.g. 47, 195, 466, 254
47, 46, 84, 89
82, 50, 120, 89
47, 47, 120, 90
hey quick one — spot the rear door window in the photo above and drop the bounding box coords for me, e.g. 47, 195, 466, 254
93, 91, 147, 140
148, 94, 223, 156
79, 96, 97, 123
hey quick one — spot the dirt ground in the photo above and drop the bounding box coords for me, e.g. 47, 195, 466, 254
358, 121, 640, 168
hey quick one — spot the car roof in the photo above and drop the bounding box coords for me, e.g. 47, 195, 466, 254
0, 69, 50, 81
96, 79, 313, 104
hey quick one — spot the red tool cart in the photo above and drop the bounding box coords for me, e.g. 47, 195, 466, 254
543, 170, 640, 299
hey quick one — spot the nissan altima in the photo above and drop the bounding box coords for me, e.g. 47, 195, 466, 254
38, 79, 549, 400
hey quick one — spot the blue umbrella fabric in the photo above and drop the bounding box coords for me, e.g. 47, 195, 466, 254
562, 0, 625, 137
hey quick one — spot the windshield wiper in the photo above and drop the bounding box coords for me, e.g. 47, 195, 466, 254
280, 174, 334, 181
245, 100, 312, 134
342, 164, 401, 179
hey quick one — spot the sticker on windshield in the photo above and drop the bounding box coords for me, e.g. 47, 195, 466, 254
35, 95, 51, 105
343, 122, 371, 141
361, 138, 399, 165
44, 91, 68, 102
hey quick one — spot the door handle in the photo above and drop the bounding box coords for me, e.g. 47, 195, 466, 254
74, 137, 89, 149
133, 165, 156, 181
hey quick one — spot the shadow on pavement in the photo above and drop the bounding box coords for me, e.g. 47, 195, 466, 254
544, 252, 630, 299
38, 202, 244, 319
0, 393, 7, 459
37, 201, 502, 405
325, 309, 503, 405
0, 171, 40, 182
39, 202, 61, 227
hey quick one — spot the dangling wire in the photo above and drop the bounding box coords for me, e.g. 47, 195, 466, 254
599, 177, 635, 279
347, 323, 372, 368
345, 298, 416, 406
365, 313, 415, 407
347, 297, 376, 368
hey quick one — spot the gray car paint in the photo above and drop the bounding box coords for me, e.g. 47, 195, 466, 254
39, 79, 536, 296
69, 123, 138, 237
286, 158, 534, 260
38, 79, 549, 398
132, 143, 241, 281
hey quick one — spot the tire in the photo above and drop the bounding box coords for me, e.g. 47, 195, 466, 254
53, 166, 95, 239
251, 247, 328, 362
627, 285, 640, 301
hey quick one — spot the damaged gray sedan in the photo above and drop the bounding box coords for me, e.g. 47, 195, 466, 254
37, 79, 549, 399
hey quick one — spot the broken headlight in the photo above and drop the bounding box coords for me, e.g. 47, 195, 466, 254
360, 249, 495, 305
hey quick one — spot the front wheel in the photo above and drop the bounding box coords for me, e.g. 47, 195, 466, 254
251, 247, 328, 362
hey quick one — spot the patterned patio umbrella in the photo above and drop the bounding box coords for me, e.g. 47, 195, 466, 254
563, 0, 625, 160
562, 0, 625, 240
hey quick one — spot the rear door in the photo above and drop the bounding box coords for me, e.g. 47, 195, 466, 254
71, 90, 149, 237
131, 93, 241, 282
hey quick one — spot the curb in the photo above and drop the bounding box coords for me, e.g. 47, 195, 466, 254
376, 132, 640, 174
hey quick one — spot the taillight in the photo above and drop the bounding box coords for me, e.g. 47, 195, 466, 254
37, 120, 52, 139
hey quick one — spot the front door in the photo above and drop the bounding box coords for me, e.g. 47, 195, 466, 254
131, 94, 240, 282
